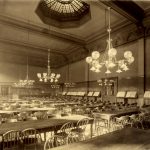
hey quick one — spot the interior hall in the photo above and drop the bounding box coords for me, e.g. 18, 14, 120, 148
0, 0, 150, 150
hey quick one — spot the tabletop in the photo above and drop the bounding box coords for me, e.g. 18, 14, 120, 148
53, 128, 150, 150
93, 108, 139, 120
0, 115, 94, 135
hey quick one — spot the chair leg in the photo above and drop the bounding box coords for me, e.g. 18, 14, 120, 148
65, 137, 68, 145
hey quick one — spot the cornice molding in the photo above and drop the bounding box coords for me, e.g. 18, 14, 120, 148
0, 38, 68, 56
0, 14, 86, 46
0, 38, 69, 67
86, 20, 132, 44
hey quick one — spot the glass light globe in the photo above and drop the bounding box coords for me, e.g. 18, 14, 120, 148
116, 69, 122, 73
127, 56, 134, 64
123, 65, 129, 71
55, 79, 58, 82
37, 73, 41, 78
124, 51, 132, 59
51, 73, 55, 77
120, 63, 126, 69
95, 69, 100, 73
108, 48, 117, 57
105, 69, 111, 74
56, 74, 61, 78
91, 51, 100, 59
108, 61, 116, 68
43, 73, 47, 77
92, 60, 99, 66
86, 57, 92, 64
118, 60, 124, 67
95, 63, 102, 69
90, 66, 96, 71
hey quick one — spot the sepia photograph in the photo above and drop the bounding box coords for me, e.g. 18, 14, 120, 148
0, 0, 150, 149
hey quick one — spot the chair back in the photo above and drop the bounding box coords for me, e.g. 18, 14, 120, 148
58, 122, 73, 136
77, 118, 89, 131
2, 130, 20, 150
116, 115, 129, 125
34, 112, 45, 120
129, 114, 138, 120
44, 135, 62, 150
21, 128, 41, 146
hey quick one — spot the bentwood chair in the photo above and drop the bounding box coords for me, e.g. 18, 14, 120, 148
128, 114, 139, 127
44, 135, 64, 150
71, 118, 89, 141
21, 128, 42, 150
112, 115, 129, 130
94, 116, 109, 135
54, 122, 74, 145
2, 130, 21, 150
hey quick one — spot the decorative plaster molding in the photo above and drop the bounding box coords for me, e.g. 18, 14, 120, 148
0, 38, 68, 68
86, 20, 132, 44
0, 14, 85, 46
0, 38, 67, 55
87, 23, 145, 53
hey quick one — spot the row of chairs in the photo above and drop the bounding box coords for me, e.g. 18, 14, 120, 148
1, 128, 42, 150
93, 113, 147, 136
1, 118, 90, 150
111, 113, 146, 130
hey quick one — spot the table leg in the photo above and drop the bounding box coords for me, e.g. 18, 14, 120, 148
108, 119, 110, 132
90, 123, 93, 138
44, 132, 47, 141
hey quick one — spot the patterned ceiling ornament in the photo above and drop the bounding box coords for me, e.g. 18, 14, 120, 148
36, 0, 91, 28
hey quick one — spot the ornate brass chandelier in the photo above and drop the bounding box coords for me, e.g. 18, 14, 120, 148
14, 57, 35, 87
37, 49, 61, 83
86, 7, 134, 74
97, 79, 114, 86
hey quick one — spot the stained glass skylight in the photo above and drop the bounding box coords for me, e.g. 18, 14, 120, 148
36, 0, 91, 28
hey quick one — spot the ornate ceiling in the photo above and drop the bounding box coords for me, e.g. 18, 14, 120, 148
36, 0, 91, 28
0, 0, 150, 68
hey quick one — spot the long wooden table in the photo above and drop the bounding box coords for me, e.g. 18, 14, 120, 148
53, 128, 150, 150
0, 107, 56, 115
93, 109, 139, 129
0, 115, 94, 140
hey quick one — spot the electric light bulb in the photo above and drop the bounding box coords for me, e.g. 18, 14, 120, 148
91, 51, 100, 59
86, 57, 93, 63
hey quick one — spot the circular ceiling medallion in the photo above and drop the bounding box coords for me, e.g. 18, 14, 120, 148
36, 0, 91, 28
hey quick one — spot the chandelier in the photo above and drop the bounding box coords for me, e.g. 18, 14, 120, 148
86, 7, 134, 74
97, 79, 114, 86
14, 57, 35, 87
51, 84, 60, 89
37, 49, 61, 82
